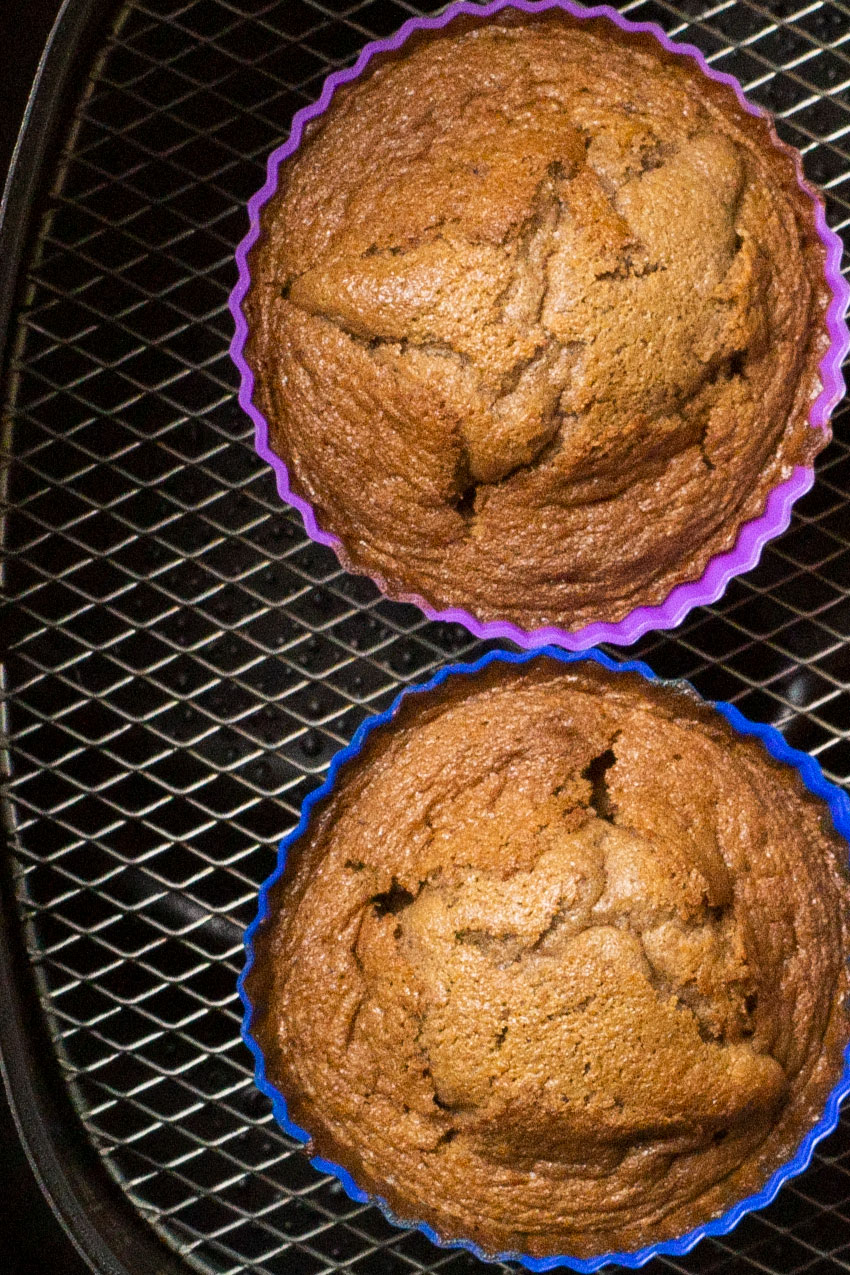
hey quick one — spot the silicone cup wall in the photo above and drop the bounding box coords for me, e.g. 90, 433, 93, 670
229, 0, 850, 651
239, 645, 850, 1272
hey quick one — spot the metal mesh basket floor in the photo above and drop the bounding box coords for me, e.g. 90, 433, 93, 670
2, 0, 850, 1272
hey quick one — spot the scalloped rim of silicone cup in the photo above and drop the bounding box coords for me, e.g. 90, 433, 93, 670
229, 0, 849, 652
239, 645, 850, 1272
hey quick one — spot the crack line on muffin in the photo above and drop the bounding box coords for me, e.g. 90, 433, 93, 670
494, 164, 565, 329
344, 995, 366, 1050
275, 146, 763, 537
582, 737, 619, 823
279, 297, 581, 518
370, 877, 421, 917
636, 929, 751, 1050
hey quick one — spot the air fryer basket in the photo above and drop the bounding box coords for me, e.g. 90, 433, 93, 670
2, 1, 850, 1273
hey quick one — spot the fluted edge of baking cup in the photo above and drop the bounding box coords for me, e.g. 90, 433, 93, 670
239, 645, 850, 1271
228, 0, 850, 650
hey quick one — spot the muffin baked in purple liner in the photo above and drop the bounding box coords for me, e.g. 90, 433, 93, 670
229, 0, 849, 650
239, 647, 850, 1270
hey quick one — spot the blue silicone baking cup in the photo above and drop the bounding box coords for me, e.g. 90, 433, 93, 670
239, 646, 850, 1271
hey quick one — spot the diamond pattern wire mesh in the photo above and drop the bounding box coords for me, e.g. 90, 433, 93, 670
1, 0, 850, 1271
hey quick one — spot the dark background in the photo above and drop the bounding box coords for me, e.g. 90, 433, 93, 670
3, 6, 92, 1271
0, 0, 62, 179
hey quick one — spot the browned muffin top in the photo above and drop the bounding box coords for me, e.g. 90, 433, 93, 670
246, 12, 830, 630
247, 660, 850, 1258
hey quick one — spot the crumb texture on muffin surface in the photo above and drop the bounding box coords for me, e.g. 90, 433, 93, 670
245, 14, 829, 631
247, 661, 850, 1259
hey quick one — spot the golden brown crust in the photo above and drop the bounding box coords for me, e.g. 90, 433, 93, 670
245, 12, 830, 630
247, 661, 850, 1258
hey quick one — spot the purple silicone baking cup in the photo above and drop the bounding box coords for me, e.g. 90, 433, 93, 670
228, 0, 850, 650
239, 645, 850, 1271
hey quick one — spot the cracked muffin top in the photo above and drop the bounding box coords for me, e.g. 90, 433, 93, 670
245, 11, 830, 631
247, 659, 850, 1259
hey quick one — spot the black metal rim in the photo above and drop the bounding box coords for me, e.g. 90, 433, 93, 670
0, 1, 188, 1271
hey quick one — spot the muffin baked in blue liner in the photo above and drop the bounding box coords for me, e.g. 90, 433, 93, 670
239, 647, 850, 1271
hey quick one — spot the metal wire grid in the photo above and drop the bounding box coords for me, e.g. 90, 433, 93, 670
1, 0, 850, 1272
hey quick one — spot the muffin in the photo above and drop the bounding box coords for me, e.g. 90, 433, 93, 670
241, 6, 836, 635
243, 655, 850, 1261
